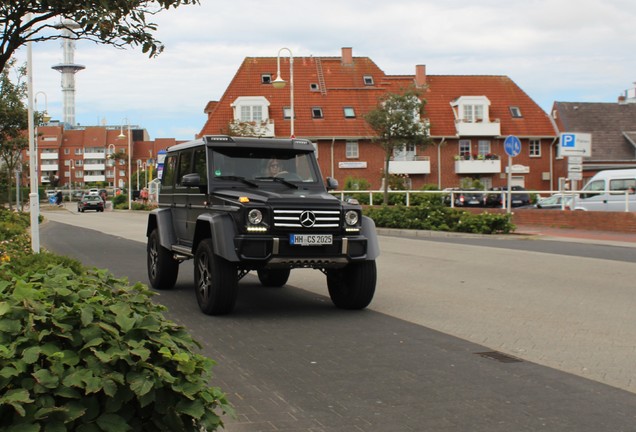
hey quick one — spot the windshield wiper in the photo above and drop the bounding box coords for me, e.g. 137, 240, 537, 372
254, 176, 299, 189
215, 176, 258, 188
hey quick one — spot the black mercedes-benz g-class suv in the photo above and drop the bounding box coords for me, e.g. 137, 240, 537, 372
146, 135, 379, 315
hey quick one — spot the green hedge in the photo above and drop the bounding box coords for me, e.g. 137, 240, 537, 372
364, 203, 514, 234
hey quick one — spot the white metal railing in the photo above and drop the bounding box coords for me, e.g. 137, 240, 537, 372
330, 189, 635, 212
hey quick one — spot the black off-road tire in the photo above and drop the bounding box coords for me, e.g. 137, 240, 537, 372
257, 268, 291, 287
194, 239, 238, 315
147, 229, 179, 290
326, 261, 377, 310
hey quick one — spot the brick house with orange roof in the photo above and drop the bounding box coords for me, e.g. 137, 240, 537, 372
199, 47, 563, 191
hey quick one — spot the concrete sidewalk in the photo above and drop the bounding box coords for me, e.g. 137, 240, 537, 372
514, 224, 636, 247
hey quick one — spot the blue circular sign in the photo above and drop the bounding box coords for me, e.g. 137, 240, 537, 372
504, 135, 521, 157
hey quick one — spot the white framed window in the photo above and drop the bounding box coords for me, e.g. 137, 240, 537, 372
459, 139, 471, 157
345, 140, 359, 159
261, 74, 271, 84
343, 107, 356, 118
363, 75, 374, 85
283, 107, 293, 119
240, 105, 262, 122
477, 140, 491, 156
231, 96, 270, 123
463, 104, 484, 122
529, 139, 541, 157
64, 148, 70, 155
312, 107, 323, 119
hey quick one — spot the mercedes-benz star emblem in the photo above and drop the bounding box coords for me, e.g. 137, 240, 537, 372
299, 211, 316, 228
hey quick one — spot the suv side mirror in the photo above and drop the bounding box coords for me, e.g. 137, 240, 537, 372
326, 177, 338, 191
181, 173, 201, 187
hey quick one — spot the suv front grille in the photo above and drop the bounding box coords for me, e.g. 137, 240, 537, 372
273, 209, 341, 230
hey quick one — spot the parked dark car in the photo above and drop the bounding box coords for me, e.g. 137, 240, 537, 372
78, 195, 105, 212
484, 186, 531, 208
443, 188, 486, 207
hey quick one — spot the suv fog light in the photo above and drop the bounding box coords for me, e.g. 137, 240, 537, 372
345, 210, 359, 226
248, 209, 263, 225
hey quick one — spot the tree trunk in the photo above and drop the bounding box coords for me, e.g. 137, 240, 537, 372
383, 155, 390, 205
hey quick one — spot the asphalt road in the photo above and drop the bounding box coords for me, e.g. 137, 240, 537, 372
38, 210, 636, 432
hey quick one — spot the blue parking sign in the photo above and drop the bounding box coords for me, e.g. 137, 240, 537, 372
561, 133, 576, 147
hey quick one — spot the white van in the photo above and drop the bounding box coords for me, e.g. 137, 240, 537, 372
574, 169, 636, 212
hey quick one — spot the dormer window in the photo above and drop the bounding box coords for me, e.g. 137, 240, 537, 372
261, 74, 272, 84
231, 96, 270, 122
451, 96, 491, 123
363, 75, 374, 86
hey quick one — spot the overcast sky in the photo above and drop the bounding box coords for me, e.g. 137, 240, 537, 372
13, 0, 636, 141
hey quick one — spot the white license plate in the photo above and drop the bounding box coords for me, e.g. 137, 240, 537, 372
290, 234, 333, 246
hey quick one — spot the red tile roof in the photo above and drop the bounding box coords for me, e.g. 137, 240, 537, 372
198, 52, 556, 140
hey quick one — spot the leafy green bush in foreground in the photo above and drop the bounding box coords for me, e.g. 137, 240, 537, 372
0, 208, 232, 431
0, 265, 232, 431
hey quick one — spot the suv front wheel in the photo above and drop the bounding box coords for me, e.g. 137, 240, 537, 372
194, 239, 238, 315
147, 229, 179, 290
326, 261, 377, 310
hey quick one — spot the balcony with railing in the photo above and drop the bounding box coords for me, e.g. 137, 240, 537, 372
388, 156, 431, 175
230, 119, 275, 137
454, 118, 501, 136
40, 152, 59, 160
454, 154, 502, 174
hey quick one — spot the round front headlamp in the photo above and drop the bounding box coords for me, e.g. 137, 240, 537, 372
345, 210, 359, 226
248, 209, 263, 225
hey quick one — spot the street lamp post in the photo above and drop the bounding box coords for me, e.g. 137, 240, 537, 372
118, 119, 132, 210
136, 159, 141, 191
26, 18, 40, 253
272, 47, 294, 138
107, 144, 116, 193
67, 159, 74, 202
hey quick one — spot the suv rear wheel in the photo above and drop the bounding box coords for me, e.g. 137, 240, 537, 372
147, 229, 179, 290
257, 268, 291, 287
194, 239, 238, 315
327, 261, 377, 309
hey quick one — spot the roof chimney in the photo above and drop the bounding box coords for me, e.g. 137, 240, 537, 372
415, 65, 426, 88
341, 47, 353, 66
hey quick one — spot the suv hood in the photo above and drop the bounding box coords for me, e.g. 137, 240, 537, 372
215, 188, 339, 205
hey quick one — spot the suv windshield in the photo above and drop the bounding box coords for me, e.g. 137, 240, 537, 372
211, 148, 319, 184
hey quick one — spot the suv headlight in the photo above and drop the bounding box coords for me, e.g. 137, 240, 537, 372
248, 209, 263, 225
345, 210, 359, 226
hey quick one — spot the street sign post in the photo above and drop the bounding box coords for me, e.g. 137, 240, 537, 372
503, 136, 521, 212
560, 133, 592, 157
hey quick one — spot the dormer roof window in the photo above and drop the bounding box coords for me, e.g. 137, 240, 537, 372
450, 96, 491, 123
231, 96, 270, 122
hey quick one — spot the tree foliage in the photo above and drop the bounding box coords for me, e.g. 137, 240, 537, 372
364, 87, 431, 204
0, 0, 201, 72
0, 59, 29, 210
